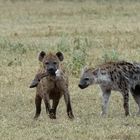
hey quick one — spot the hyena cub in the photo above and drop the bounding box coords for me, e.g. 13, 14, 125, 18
79, 61, 140, 116
30, 51, 74, 119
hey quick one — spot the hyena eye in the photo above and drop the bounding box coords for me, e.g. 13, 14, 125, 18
84, 77, 89, 81
101, 71, 106, 75
45, 62, 49, 65
53, 62, 57, 65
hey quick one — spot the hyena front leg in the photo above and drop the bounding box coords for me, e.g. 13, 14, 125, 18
34, 94, 42, 119
122, 90, 130, 116
100, 86, 111, 116
43, 93, 51, 116
64, 89, 74, 119
49, 99, 60, 119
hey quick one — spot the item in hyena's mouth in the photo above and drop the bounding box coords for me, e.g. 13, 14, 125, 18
55, 69, 62, 77
29, 72, 48, 88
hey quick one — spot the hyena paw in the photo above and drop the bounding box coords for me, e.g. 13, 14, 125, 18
100, 111, 107, 117
125, 112, 131, 116
49, 113, 56, 119
68, 112, 74, 119
49, 109, 56, 119
34, 114, 40, 120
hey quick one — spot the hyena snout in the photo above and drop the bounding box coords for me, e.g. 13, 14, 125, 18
78, 84, 85, 89
78, 79, 89, 89
78, 84, 89, 89
48, 67, 56, 75
47, 65, 57, 75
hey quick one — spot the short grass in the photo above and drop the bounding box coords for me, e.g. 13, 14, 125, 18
0, 0, 140, 139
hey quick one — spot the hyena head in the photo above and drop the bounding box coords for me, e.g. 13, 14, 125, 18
39, 51, 64, 76
78, 67, 110, 89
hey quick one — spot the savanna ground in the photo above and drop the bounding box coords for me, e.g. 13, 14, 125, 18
0, 0, 140, 139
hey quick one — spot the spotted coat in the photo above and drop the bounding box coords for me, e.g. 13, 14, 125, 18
79, 61, 140, 116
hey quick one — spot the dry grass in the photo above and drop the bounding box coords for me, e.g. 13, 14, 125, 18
0, 0, 140, 139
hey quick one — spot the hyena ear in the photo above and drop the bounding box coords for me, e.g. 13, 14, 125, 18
83, 66, 88, 71
92, 68, 99, 76
81, 66, 88, 74
38, 51, 46, 62
56, 52, 64, 61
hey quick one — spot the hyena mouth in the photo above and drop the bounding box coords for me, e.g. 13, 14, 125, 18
49, 71, 56, 76
78, 84, 89, 89
47, 69, 56, 76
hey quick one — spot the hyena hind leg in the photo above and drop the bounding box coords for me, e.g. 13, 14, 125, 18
131, 85, 140, 115
122, 90, 130, 116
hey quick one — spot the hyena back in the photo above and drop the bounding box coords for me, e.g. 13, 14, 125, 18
79, 61, 140, 116
33, 51, 74, 119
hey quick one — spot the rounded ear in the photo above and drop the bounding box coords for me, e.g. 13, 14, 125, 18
83, 66, 88, 72
81, 66, 88, 75
38, 51, 46, 62
92, 68, 99, 76
56, 52, 64, 61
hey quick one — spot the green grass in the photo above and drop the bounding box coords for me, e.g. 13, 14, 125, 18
0, 0, 140, 139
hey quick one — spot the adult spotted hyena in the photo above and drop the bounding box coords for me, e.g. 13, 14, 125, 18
31, 51, 74, 119
79, 61, 140, 116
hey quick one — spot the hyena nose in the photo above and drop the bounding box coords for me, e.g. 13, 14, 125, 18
48, 68, 56, 75
48, 68, 54, 72
78, 83, 87, 89
78, 84, 82, 89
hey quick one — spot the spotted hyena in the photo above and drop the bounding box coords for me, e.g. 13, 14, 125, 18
30, 51, 74, 119
78, 61, 140, 116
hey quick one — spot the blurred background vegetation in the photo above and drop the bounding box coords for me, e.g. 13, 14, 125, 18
0, 0, 140, 139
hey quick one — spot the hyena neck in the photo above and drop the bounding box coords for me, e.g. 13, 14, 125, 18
96, 79, 111, 85
47, 74, 56, 79
94, 75, 111, 86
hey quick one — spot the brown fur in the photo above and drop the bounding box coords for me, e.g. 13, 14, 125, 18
33, 51, 74, 119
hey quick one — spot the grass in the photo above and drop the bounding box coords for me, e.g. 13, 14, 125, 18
0, 0, 140, 139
